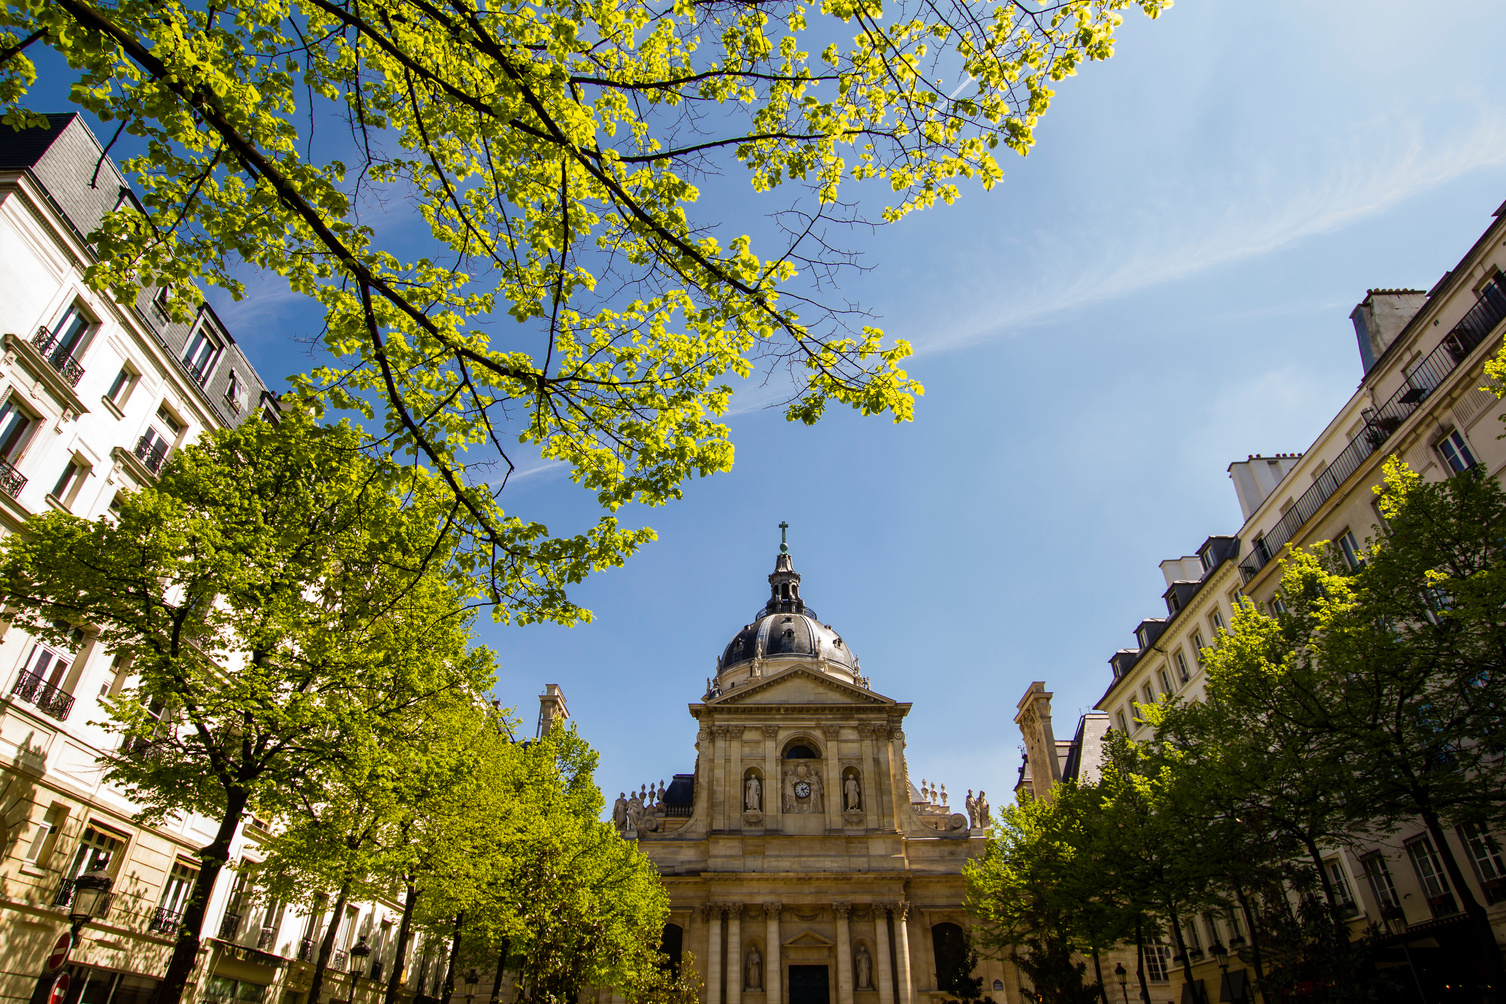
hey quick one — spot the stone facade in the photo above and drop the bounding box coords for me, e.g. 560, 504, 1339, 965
620, 549, 1016, 1004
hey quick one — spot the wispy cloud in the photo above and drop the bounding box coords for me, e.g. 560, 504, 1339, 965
911, 112, 1506, 355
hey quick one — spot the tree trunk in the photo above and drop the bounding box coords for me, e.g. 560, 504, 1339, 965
1090, 944, 1108, 1004
1232, 884, 1265, 1003
384, 883, 420, 1004
1134, 917, 1151, 1004
1418, 806, 1505, 1002
1301, 836, 1336, 909
1166, 902, 1199, 1003
306, 882, 352, 1004
488, 941, 509, 1004
151, 786, 249, 1004
439, 913, 465, 1004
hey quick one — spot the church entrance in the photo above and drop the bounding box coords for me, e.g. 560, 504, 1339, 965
788, 966, 829, 1004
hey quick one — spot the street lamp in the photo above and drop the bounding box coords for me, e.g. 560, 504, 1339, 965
1113, 963, 1128, 1004
350, 935, 372, 978
464, 968, 479, 1004
1208, 941, 1229, 974
68, 864, 115, 935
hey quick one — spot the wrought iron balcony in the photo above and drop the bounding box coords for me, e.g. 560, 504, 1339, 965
298, 938, 315, 962
133, 436, 169, 474
219, 910, 242, 940
333, 948, 348, 971
257, 926, 276, 951
0, 457, 25, 498
1240, 275, 1506, 583
369, 961, 383, 982
11, 669, 75, 720
30, 327, 86, 388
150, 905, 183, 934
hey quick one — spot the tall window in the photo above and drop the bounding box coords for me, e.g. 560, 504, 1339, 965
226, 369, 249, 413
183, 324, 222, 384
62, 823, 126, 900
1362, 854, 1401, 914
1115, 710, 1128, 733
1191, 631, 1207, 667
1438, 429, 1477, 474
1158, 667, 1173, 696
50, 458, 88, 506
1144, 944, 1171, 983
0, 398, 35, 462
1337, 529, 1365, 570
22, 804, 67, 867
49, 303, 94, 359
1174, 649, 1190, 683
1460, 822, 1506, 903
152, 860, 199, 931
1210, 609, 1225, 634
1141, 683, 1154, 707
1406, 836, 1459, 916
1325, 858, 1356, 913
20, 640, 74, 690
106, 366, 139, 408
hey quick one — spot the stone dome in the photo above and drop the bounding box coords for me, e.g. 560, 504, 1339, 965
715, 548, 859, 678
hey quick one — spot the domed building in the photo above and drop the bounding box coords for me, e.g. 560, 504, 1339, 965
613, 537, 1015, 1004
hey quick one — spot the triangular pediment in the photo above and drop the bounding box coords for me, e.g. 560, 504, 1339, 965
708, 665, 894, 707
783, 929, 835, 949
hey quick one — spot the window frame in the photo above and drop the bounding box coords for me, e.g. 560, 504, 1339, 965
1174, 649, 1190, 682
0, 395, 38, 464
1406, 835, 1460, 917
1338, 528, 1365, 571
182, 321, 224, 384
1437, 429, 1477, 474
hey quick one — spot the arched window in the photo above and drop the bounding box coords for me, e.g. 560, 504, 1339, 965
784, 743, 819, 760
660, 923, 683, 977
931, 923, 977, 996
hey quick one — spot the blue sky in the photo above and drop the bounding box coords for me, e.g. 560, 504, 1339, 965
27, 0, 1506, 806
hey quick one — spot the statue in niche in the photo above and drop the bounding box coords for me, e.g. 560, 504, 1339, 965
745, 773, 762, 812
855, 944, 872, 990
612, 793, 628, 830
745, 946, 763, 990
809, 768, 824, 812
844, 773, 861, 811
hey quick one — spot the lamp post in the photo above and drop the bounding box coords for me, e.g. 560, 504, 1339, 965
68, 864, 115, 937
351, 935, 372, 979
1113, 963, 1128, 1004
464, 968, 479, 1004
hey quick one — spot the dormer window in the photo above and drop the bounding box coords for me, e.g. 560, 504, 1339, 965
183, 323, 222, 385
1137, 626, 1153, 650
1199, 546, 1215, 573
1165, 592, 1181, 616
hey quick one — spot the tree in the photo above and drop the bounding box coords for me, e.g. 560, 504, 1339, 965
0, 413, 495, 1004
0, 0, 1167, 603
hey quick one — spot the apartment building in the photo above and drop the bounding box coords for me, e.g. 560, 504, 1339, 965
0, 114, 420, 1004
1016, 196, 1506, 1001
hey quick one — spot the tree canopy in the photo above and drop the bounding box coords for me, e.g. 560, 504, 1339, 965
0, 0, 1166, 613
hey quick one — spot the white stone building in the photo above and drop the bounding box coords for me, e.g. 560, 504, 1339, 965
1017, 196, 1506, 1001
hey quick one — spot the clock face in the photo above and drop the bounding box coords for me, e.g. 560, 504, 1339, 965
794, 781, 812, 799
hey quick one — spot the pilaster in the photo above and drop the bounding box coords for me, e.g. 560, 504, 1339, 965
822, 725, 842, 831
873, 905, 894, 1004
764, 904, 782, 1004
834, 904, 854, 1004
726, 906, 742, 1004
762, 726, 780, 831
892, 902, 913, 1004
704, 905, 724, 1004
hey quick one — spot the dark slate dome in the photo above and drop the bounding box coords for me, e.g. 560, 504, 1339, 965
717, 548, 858, 675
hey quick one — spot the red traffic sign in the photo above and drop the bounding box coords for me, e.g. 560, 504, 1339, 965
47, 972, 69, 1004
44, 933, 71, 974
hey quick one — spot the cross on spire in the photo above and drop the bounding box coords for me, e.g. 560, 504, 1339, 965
778, 520, 789, 554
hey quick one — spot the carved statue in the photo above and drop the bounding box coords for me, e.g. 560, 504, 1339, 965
612, 793, 629, 830
745, 774, 762, 812
746, 947, 763, 990
965, 789, 978, 829
809, 769, 824, 812
976, 790, 991, 826
855, 945, 872, 990
782, 766, 796, 812
626, 791, 643, 831
844, 774, 861, 811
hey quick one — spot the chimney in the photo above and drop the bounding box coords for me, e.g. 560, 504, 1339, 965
1351, 289, 1427, 375
536, 684, 569, 738
1227, 454, 1302, 521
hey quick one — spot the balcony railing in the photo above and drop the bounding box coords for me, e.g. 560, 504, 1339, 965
150, 905, 184, 934
0, 457, 25, 499
31, 327, 86, 388
257, 926, 276, 951
11, 669, 75, 720
1240, 275, 1506, 582
133, 436, 169, 474
219, 911, 242, 940
661, 803, 693, 817
369, 961, 383, 983
297, 938, 315, 962
333, 949, 348, 971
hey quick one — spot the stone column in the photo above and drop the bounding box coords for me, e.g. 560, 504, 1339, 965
892, 903, 914, 1004
731, 725, 745, 830
857, 725, 876, 830
763, 726, 781, 830
705, 906, 724, 1004
872, 906, 894, 1004
764, 904, 782, 1004
727, 907, 742, 1004
718, 726, 734, 831
822, 726, 842, 831
834, 905, 854, 1004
